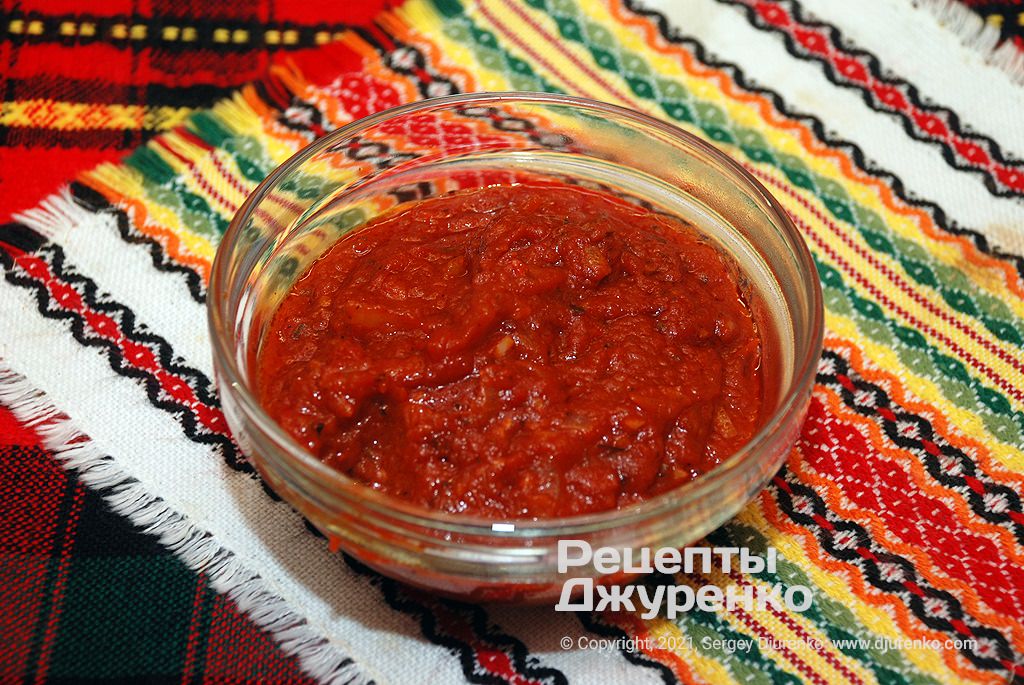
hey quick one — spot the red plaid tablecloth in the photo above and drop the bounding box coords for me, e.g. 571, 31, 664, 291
0, 1, 388, 681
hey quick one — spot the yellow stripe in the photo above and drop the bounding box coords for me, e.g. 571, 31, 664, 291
3, 16, 335, 45
213, 91, 304, 166
706, 568, 880, 685
396, 2, 509, 92
738, 504, 971, 682
825, 309, 1024, 471
470, 0, 634, 104
0, 99, 190, 132
85, 92, 307, 256
758, 160, 1024, 413
84, 164, 216, 263
646, 616, 741, 685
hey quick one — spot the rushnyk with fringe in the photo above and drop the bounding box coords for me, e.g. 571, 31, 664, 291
712, 0, 1024, 201
2, 0, 1023, 683
0, 364, 366, 684
796, 0, 1024, 148
901, 0, 1024, 81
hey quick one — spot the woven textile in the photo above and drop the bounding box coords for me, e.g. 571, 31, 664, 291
0, 404, 314, 682
961, 0, 1024, 52
2, 0, 1024, 684
0, 0, 391, 218
0, 1, 381, 681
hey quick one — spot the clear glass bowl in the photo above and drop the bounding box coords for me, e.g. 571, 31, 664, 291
208, 92, 823, 602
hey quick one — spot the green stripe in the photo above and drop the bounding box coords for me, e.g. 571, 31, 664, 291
123, 131, 229, 240
436, 0, 562, 93
125, 146, 176, 185
124, 129, 275, 241
710, 525, 942, 685
187, 111, 235, 149
49, 556, 198, 678
817, 257, 1024, 443
139, 109, 338, 238
670, 592, 804, 685
469, 0, 1024, 349
151, 176, 227, 240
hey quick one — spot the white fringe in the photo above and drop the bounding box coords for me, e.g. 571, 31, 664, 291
0, 362, 370, 685
12, 186, 96, 242
912, 0, 1024, 85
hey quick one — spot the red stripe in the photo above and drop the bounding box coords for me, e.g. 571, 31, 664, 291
365, 23, 396, 51
742, 0, 1024, 194
153, 136, 192, 165
753, 166, 1024, 382
10, 250, 233, 442
175, 128, 215, 152
750, 169, 1024, 403
474, 2, 591, 96
727, 570, 866, 685
158, 130, 305, 228
153, 134, 289, 227
32, 481, 86, 684
180, 574, 208, 685
773, 475, 794, 494
201, 145, 306, 215
693, 573, 830, 685
201, 594, 313, 683
0, 409, 68, 678
800, 394, 1024, 621
490, 0, 636, 104
152, 139, 244, 217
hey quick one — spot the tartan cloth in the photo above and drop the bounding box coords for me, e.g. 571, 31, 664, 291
0, 404, 313, 683
2, 1, 1024, 684
0, 1, 383, 682
961, 0, 1024, 52
0, 0, 393, 219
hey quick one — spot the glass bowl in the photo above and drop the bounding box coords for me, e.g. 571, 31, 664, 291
208, 92, 823, 602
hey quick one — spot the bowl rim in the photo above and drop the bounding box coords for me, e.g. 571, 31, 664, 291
208, 90, 824, 536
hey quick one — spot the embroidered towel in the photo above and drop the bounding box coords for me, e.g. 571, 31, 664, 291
2, 1, 1022, 683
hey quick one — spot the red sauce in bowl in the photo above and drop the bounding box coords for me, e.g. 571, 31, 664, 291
257, 184, 764, 518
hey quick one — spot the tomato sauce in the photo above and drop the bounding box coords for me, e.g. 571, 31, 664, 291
257, 184, 764, 518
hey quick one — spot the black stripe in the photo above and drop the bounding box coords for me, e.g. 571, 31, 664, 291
344, 555, 569, 685
68, 182, 207, 305
818, 348, 1024, 544
21, 464, 79, 676
0, 241, 247, 472
0, 11, 354, 53
0, 222, 47, 253
772, 467, 1015, 673
145, 83, 233, 110
578, 612, 680, 685
621, 0, 1024, 280
0, 126, 159, 151
1, 76, 231, 109
718, 0, 1024, 200
956, 4, 1024, 47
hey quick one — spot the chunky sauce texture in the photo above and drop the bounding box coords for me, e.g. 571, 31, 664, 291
257, 184, 764, 518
